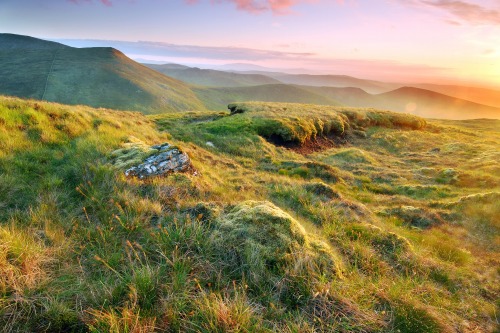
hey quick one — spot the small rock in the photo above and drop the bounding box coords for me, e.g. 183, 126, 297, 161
429, 147, 440, 153
125, 143, 192, 179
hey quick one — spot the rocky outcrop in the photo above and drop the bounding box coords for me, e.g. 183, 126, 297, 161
125, 143, 191, 179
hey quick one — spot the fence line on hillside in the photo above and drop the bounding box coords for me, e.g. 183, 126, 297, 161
41, 47, 61, 101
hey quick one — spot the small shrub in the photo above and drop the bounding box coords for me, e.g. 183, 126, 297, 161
303, 181, 341, 200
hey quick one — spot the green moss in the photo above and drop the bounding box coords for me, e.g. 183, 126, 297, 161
212, 201, 340, 289
109, 138, 156, 170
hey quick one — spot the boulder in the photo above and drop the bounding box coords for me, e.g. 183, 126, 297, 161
125, 143, 191, 179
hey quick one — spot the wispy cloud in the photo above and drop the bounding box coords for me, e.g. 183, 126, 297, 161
68, 0, 113, 6
54, 39, 315, 61
185, 0, 317, 15
404, 0, 500, 25
52, 38, 450, 82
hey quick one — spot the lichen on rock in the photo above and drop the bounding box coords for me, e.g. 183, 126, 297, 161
111, 140, 192, 179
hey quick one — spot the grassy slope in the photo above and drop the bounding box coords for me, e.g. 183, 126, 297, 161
194, 84, 341, 110
1, 97, 499, 332
145, 64, 282, 87
0, 34, 204, 114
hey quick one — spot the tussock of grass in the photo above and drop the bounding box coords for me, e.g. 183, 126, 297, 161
381, 206, 444, 229
211, 201, 342, 288
303, 181, 342, 200
228, 102, 426, 145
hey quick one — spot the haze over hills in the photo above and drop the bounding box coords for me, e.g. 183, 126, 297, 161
413, 83, 500, 109
376, 87, 500, 120
144, 63, 282, 87
143, 62, 500, 119
193, 84, 340, 110
257, 73, 399, 94
300, 85, 500, 120
213, 63, 312, 74
0, 34, 204, 113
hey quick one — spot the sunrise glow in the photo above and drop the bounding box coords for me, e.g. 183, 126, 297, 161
1, 0, 499, 87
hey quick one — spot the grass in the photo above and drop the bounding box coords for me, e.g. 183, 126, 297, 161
193, 84, 340, 110
0, 97, 499, 332
0, 34, 205, 114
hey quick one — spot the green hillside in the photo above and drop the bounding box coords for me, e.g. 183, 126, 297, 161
1, 96, 498, 332
145, 64, 282, 87
194, 84, 341, 110
0, 34, 204, 114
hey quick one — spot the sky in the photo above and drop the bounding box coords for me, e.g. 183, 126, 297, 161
1, 0, 499, 86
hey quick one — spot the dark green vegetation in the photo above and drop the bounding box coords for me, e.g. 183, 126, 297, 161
1, 97, 498, 332
0, 34, 204, 113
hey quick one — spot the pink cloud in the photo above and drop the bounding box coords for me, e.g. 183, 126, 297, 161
186, 0, 317, 15
400, 0, 500, 25
422, 0, 500, 25
68, 0, 113, 6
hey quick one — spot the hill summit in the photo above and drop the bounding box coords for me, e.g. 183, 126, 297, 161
0, 34, 204, 113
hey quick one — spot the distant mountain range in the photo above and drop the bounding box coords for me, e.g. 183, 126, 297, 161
246, 73, 398, 94
1, 34, 499, 119
298, 86, 500, 120
144, 64, 281, 87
